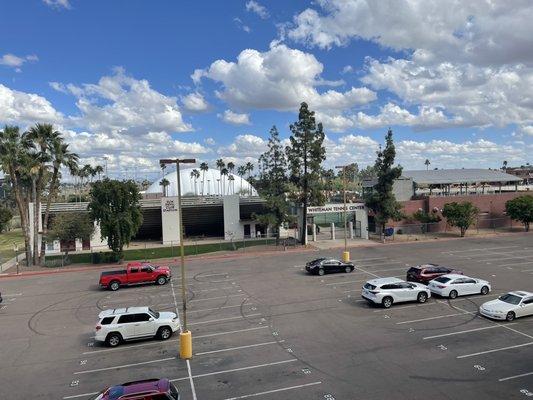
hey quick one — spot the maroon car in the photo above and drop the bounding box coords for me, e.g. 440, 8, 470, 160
406, 264, 463, 284
91, 378, 179, 399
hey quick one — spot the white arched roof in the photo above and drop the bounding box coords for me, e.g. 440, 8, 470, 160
146, 168, 258, 197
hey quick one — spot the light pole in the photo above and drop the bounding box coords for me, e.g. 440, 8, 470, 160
335, 165, 350, 262
13, 243, 19, 274
160, 158, 196, 359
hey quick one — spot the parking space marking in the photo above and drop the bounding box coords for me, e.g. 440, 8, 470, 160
499, 371, 533, 382
442, 246, 519, 254
197, 272, 228, 278
352, 265, 381, 278
223, 381, 322, 400
189, 294, 246, 302
189, 313, 261, 326
189, 304, 249, 313
373, 301, 440, 312
170, 359, 298, 382
422, 324, 515, 340
457, 342, 533, 359
396, 312, 470, 325
74, 356, 175, 374
193, 286, 238, 293
499, 261, 533, 267
351, 257, 391, 262
325, 279, 366, 286
2, 292, 22, 297
63, 391, 99, 399
195, 326, 268, 339
195, 340, 284, 356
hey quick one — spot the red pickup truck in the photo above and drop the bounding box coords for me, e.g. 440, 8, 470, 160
99, 262, 172, 291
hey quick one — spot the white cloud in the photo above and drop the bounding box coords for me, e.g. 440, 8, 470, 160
182, 92, 209, 112
192, 43, 376, 114
520, 126, 533, 136
0, 83, 63, 125
219, 110, 251, 125
0, 53, 38, 69
342, 65, 353, 74
217, 134, 267, 158
60, 67, 192, 134
246, 1, 269, 19
286, 0, 533, 66
233, 17, 251, 33
43, 0, 71, 9
204, 137, 216, 145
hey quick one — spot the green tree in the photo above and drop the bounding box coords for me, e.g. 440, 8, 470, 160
159, 178, 170, 196
505, 195, 533, 231
286, 102, 326, 243
49, 213, 95, 257
254, 126, 294, 242
0, 205, 13, 232
442, 201, 479, 237
364, 129, 404, 241
200, 162, 209, 195
88, 179, 142, 260
411, 209, 441, 233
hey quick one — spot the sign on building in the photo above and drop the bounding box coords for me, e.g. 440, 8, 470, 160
307, 203, 365, 214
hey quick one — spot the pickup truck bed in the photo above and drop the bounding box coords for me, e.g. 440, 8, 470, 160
100, 270, 126, 276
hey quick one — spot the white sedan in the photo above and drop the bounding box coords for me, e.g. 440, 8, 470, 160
428, 274, 491, 299
480, 291, 533, 321
362, 277, 431, 308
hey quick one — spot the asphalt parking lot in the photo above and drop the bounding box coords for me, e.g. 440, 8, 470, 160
1, 232, 532, 400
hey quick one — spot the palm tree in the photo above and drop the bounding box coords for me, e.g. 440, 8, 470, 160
200, 162, 208, 195
191, 169, 200, 195
237, 165, 246, 195
226, 162, 235, 194
41, 138, 79, 262
245, 162, 254, 196
220, 167, 229, 195
502, 160, 508, 171
0, 125, 35, 265
215, 159, 225, 196
94, 165, 104, 180
159, 178, 170, 197
424, 159, 431, 171
228, 174, 235, 194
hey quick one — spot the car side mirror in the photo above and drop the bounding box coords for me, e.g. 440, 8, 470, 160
149, 317, 155, 321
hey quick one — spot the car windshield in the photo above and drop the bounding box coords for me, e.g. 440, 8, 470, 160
148, 308, 160, 319
434, 276, 451, 283
499, 294, 522, 305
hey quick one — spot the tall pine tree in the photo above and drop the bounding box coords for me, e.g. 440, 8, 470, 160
286, 103, 326, 244
365, 129, 403, 241
254, 126, 293, 242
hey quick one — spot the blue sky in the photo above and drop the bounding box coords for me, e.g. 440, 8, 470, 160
1, 0, 531, 179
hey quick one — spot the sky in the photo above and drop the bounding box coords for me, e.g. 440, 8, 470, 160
1, 0, 532, 181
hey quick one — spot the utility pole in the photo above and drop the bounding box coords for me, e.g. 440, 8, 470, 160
335, 165, 350, 262
159, 158, 196, 359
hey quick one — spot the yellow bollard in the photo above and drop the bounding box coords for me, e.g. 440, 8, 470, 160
179, 330, 192, 359
342, 251, 350, 263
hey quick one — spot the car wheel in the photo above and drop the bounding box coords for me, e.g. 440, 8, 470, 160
382, 296, 393, 308
417, 292, 428, 303
345, 266, 352, 273
109, 281, 120, 291
480, 286, 489, 295
318, 268, 325, 276
156, 276, 167, 285
158, 326, 172, 340
506, 311, 515, 322
106, 333, 122, 347
449, 290, 458, 299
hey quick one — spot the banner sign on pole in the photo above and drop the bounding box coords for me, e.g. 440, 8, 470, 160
307, 203, 365, 215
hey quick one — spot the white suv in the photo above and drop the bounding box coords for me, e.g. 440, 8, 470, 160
95, 307, 180, 347
362, 277, 431, 308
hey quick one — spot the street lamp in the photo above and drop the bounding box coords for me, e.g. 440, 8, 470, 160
335, 165, 350, 262
159, 158, 196, 359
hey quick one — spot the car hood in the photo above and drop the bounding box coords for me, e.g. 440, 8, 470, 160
158, 311, 177, 320
481, 299, 514, 312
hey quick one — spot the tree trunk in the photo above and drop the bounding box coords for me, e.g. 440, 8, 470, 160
460, 227, 466, 237
526, 222, 530, 232
32, 177, 39, 266
40, 167, 59, 264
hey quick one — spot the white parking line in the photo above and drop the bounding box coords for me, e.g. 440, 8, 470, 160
193, 286, 237, 293
442, 246, 519, 254
499, 371, 533, 382
498, 261, 533, 267
358, 261, 399, 267
325, 279, 366, 286
63, 391, 99, 399
189, 313, 261, 326
2, 293, 22, 297
82, 326, 269, 355
197, 273, 228, 278
353, 265, 381, 278
422, 324, 515, 340
351, 257, 390, 262
170, 359, 298, 382
196, 340, 284, 356
396, 312, 470, 325
223, 381, 322, 400
189, 294, 246, 302
189, 304, 248, 313
74, 356, 175, 374
457, 342, 533, 359
373, 302, 439, 313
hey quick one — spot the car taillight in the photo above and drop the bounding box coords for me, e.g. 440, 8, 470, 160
436, 285, 446, 289
368, 290, 379, 294
96, 325, 101, 331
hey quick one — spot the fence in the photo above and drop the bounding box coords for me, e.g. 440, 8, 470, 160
44, 233, 300, 266
373, 217, 529, 242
